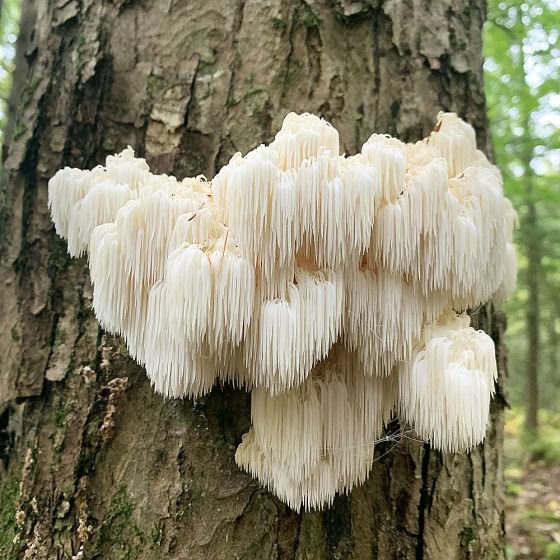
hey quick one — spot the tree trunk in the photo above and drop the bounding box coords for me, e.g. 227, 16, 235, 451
545, 308, 558, 411
524, 198, 540, 434
521, 123, 540, 434
0, 1, 506, 559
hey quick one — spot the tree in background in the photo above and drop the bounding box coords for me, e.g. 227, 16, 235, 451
485, 0, 560, 434
0, 2, 507, 558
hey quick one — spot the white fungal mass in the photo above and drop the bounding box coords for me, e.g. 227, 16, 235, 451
48, 112, 517, 511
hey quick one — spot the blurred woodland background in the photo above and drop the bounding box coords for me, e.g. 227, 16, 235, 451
485, 1, 560, 558
0, 0, 558, 558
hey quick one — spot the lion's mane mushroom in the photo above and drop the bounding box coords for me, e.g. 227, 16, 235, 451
48, 111, 517, 511
398, 311, 498, 453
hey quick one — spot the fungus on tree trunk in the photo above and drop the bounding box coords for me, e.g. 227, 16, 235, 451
47, 111, 517, 511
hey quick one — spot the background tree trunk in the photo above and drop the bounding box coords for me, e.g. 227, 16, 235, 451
0, 1, 507, 558
524, 197, 540, 435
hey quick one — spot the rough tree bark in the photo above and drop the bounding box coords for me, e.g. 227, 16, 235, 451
0, 1, 507, 559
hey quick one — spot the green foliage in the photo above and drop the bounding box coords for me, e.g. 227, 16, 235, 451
520, 510, 560, 525
522, 409, 560, 464
505, 407, 560, 465
484, 0, 560, 412
0, 0, 22, 146
505, 481, 523, 497
546, 543, 560, 560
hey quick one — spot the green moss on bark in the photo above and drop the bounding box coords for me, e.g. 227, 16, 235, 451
0, 475, 19, 560
92, 485, 145, 560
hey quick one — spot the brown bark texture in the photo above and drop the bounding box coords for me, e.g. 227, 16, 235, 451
0, 1, 507, 559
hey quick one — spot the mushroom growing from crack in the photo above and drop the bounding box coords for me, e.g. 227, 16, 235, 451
48, 112, 517, 511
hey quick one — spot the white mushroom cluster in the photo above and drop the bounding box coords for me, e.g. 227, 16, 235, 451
48, 112, 517, 511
